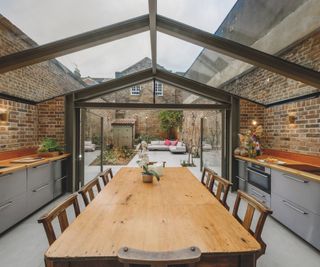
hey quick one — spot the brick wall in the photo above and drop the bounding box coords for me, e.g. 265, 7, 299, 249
0, 16, 84, 102
233, 32, 320, 156
38, 97, 65, 146
264, 98, 320, 156
0, 99, 38, 151
0, 97, 66, 152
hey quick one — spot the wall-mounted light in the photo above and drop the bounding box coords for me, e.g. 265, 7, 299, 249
0, 108, 8, 124
252, 120, 257, 126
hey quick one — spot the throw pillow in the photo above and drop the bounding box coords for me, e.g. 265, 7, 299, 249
164, 139, 171, 146
172, 140, 178, 146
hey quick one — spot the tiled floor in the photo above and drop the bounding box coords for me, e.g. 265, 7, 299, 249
0, 151, 319, 267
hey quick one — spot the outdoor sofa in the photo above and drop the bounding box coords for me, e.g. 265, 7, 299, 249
148, 140, 186, 153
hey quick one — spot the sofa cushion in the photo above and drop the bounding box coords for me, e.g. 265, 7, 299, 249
150, 141, 160, 145
177, 141, 183, 147
164, 139, 171, 146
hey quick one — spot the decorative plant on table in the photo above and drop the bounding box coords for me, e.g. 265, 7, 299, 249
234, 124, 263, 158
38, 138, 63, 156
137, 141, 160, 183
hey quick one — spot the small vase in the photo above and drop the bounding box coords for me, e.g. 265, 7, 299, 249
142, 174, 153, 183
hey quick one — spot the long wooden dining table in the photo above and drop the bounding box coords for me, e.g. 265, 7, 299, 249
45, 167, 261, 267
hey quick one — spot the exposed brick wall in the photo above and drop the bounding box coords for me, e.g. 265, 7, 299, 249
38, 97, 65, 146
264, 98, 320, 156
0, 17, 84, 102
239, 99, 265, 134
222, 31, 320, 105
0, 99, 38, 151
0, 96, 66, 152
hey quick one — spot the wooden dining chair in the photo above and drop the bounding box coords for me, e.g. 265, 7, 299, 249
118, 246, 201, 267
200, 167, 215, 191
99, 168, 113, 186
210, 174, 232, 210
38, 193, 81, 245
78, 177, 101, 206
232, 190, 273, 258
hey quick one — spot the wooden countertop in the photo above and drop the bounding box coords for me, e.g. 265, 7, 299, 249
46, 167, 260, 265
235, 155, 320, 183
0, 153, 70, 176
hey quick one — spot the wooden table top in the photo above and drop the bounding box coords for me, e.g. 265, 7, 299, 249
46, 167, 260, 261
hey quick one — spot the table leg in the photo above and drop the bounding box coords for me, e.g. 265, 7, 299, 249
240, 254, 256, 267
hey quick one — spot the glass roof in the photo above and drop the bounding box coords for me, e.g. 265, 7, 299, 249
0, 0, 318, 104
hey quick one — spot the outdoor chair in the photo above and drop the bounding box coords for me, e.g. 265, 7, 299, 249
99, 168, 113, 186
118, 246, 201, 267
78, 177, 101, 206
38, 193, 81, 245
232, 190, 273, 258
210, 174, 232, 210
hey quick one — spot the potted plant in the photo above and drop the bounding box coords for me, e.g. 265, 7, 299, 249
38, 138, 63, 157
141, 164, 160, 183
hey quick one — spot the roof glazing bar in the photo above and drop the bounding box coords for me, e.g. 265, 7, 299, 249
149, 0, 157, 74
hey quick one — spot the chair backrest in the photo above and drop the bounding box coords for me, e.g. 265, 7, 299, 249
38, 193, 80, 245
118, 246, 201, 267
210, 174, 232, 210
78, 177, 101, 206
232, 190, 273, 258
99, 168, 113, 186
200, 167, 215, 191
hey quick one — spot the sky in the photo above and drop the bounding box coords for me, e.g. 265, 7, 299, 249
0, 0, 237, 78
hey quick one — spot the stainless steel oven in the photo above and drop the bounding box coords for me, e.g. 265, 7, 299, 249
247, 162, 271, 194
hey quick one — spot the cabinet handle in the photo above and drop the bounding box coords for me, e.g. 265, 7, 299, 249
33, 163, 49, 169
251, 189, 266, 198
236, 176, 246, 182
0, 172, 13, 177
247, 168, 269, 178
32, 183, 49, 192
282, 174, 308, 184
55, 176, 67, 182
282, 200, 308, 215
0, 201, 13, 211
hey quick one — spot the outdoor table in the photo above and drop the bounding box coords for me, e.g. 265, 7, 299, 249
45, 167, 261, 267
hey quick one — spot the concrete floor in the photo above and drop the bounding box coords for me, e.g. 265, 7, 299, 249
0, 150, 319, 267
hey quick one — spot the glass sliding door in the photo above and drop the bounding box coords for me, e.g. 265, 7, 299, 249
200, 110, 223, 176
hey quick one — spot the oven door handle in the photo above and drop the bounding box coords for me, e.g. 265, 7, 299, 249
247, 168, 269, 178
236, 176, 246, 182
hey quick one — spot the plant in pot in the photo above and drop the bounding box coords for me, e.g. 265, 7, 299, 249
38, 138, 63, 157
137, 156, 160, 183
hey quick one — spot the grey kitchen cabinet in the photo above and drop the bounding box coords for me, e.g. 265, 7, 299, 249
0, 193, 27, 233
248, 184, 271, 208
272, 193, 320, 250
27, 162, 53, 214
0, 170, 28, 233
52, 159, 67, 198
271, 169, 320, 215
236, 159, 248, 192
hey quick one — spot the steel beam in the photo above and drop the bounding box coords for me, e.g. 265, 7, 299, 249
155, 69, 231, 104
157, 15, 320, 89
0, 15, 149, 73
74, 68, 154, 101
149, 0, 157, 74
75, 102, 229, 110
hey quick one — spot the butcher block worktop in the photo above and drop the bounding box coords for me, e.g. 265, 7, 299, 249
0, 152, 70, 176
235, 150, 320, 183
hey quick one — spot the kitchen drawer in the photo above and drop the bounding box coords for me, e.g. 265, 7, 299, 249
52, 159, 67, 180
0, 193, 27, 234
27, 181, 53, 214
247, 184, 271, 208
53, 175, 67, 198
271, 169, 320, 215
0, 169, 27, 204
271, 193, 320, 250
236, 159, 247, 180
27, 163, 51, 190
